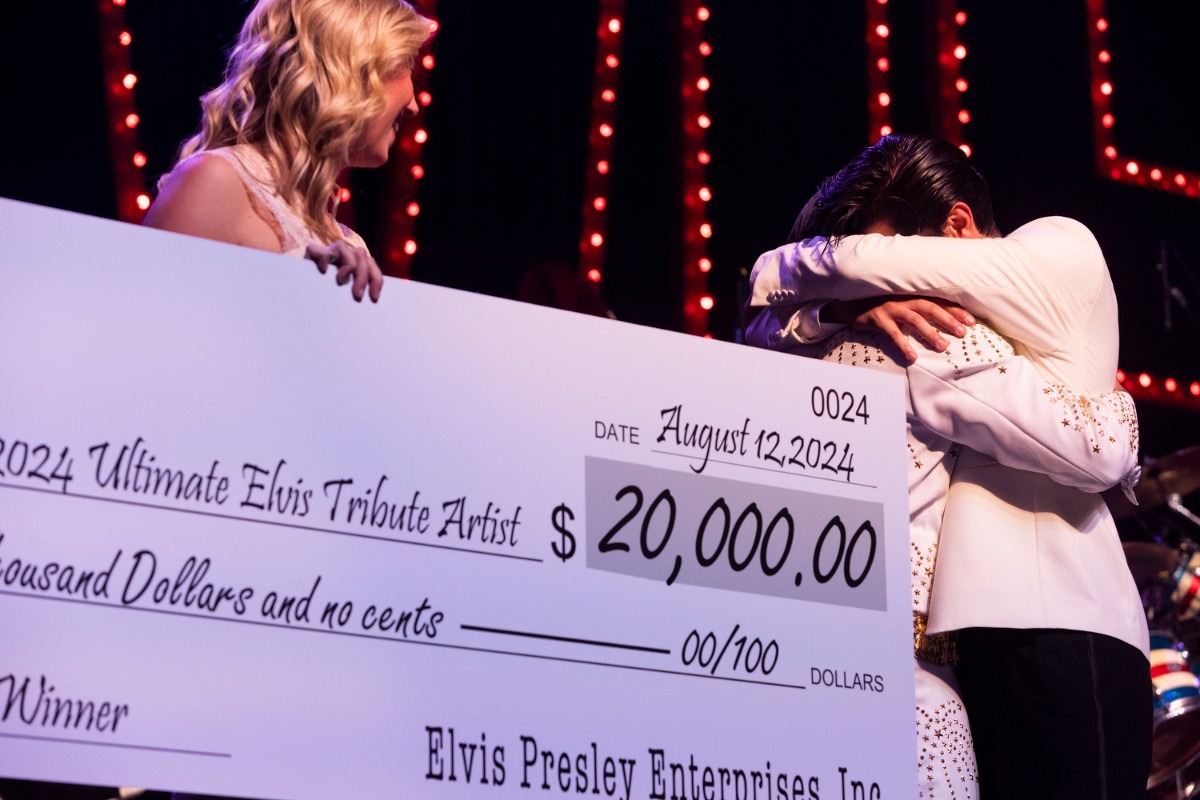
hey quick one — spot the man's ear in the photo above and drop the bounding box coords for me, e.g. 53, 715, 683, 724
942, 202, 982, 238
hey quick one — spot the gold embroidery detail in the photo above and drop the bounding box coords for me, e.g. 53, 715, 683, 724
1042, 384, 1140, 456
911, 541, 938, 610
914, 612, 956, 665
916, 676, 978, 798
941, 322, 1014, 377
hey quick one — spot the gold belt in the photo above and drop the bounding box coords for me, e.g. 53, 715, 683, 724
914, 612, 957, 666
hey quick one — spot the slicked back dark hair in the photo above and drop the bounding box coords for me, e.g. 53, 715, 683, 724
787, 133, 1000, 243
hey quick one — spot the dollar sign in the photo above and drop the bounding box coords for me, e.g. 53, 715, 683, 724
551, 503, 577, 562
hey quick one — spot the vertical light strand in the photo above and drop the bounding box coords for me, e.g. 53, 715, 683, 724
380, 12, 440, 277
578, 0, 627, 290
867, 0, 893, 141
1086, 0, 1197, 195
1086, 0, 1121, 182
681, 3, 713, 336
98, 0, 148, 222
935, 0, 972, 156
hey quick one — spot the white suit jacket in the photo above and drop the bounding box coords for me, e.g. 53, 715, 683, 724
748, 217, 1148, 656
746, 313, 1138, 622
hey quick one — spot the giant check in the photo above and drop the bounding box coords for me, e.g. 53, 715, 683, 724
0, 199, 912, 799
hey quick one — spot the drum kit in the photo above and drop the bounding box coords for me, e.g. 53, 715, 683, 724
1113, 445, 1200, 798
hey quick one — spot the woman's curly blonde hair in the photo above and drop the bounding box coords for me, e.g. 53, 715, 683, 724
177, 0, 431, 242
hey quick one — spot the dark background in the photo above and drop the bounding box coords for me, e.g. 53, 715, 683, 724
2, 0, 1198, 460
0, 7, 1195, 799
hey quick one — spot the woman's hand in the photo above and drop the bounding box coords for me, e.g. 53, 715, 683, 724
305, 240, 383, 303
825, 297, 976, 364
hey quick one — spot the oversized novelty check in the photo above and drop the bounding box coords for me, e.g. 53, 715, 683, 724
0, 198, 912, 800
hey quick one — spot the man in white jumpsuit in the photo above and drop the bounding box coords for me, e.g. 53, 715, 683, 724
746, 134, 1149, 800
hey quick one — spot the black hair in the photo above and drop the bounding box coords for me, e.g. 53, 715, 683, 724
787, 133, 1000, 243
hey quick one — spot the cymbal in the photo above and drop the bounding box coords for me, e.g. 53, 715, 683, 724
1123, 541, 1180, 584
1106, 445, 1200, 520
1140, 445, 1200, 508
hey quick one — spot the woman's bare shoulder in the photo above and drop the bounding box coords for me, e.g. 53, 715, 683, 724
143, 152, 279, 251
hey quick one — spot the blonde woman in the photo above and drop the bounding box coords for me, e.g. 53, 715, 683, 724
144, 0, 432, 303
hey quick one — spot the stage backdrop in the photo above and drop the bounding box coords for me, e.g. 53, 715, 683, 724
0, 198, 912, 800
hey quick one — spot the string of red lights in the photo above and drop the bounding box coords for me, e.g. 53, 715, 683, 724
1084, 0, 1200, 404
93, 4, 1199, 398
577, 0, 626, 292
99, 0, 149, 224
378, 13, 440, 278
681, 3, 714, 336
867, 0, 892, 141
869, 0, 973, 152
864, 1, 1196, 406
1118, 371, 1200, 410
934, 1, 972, 156
1086, 0, 1200, 197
